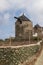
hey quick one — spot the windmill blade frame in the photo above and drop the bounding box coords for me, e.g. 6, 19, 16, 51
14, 16, 22, 24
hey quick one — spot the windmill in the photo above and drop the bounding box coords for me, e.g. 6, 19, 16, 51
14, 17, 22, 24
14, 16, 30, 43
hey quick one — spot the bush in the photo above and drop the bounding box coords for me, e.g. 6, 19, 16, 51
32, 37, 38, 41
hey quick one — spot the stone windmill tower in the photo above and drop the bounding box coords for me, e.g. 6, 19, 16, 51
14, 14, 33, 40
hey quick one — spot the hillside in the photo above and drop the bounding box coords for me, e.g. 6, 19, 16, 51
0, 45, 41, 65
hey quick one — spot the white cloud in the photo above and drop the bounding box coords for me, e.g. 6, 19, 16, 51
4, 13, 10, 20
3, 13, 11, 24
0, 0, 10, 12
0, 0, 43, 14
0, 13, 11, 25
0, 0, 43, 26
0, 0, 25, 12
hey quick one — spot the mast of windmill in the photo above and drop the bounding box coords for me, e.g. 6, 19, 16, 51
14, 17, 22, 24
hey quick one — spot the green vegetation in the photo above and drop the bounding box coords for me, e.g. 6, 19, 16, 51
0, 45, 40, 65
32, 37, 41, 41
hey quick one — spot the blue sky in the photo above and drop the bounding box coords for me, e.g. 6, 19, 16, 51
0, 0, 43, 39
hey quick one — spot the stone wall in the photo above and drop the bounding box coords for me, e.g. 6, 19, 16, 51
15, 21, 33, 40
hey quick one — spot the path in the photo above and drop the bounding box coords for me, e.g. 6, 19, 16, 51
35, 49, 43, 65
0, 40, 42, 48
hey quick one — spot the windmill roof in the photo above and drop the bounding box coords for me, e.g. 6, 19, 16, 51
34, 24, 41, 29
18, 14, 31, 21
